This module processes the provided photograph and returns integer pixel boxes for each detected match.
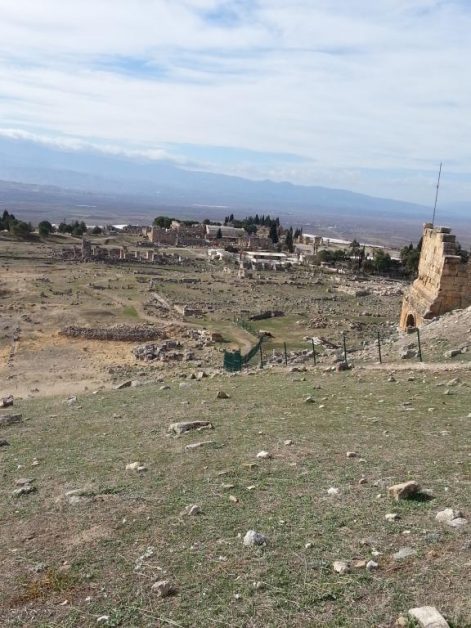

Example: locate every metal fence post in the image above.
[284,342,288,366]
[342,332,348,364]
[259,341,264,368]
[416,327,423,362]
[377,331,382,364]
[311,338,317,365]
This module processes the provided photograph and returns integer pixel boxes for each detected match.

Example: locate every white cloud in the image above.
[0,1,470,203]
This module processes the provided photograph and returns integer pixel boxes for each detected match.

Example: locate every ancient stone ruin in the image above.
[400,223,471,330]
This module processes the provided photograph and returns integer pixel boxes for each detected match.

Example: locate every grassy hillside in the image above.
[1,366,470,626]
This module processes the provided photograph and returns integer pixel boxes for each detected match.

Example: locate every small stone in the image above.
[327,487,339,496]
[229,495,239,503]
[151,580,175,597]
[385,513,401,522]
[0,395,14,408]
[185,440,216,450]
[304,396,315,403]
[12,484,37,497]
[388,480,420,501]
[113,380,132,390]
[284,439,293,446]
[217,391,230,399]
[160,385,170,390]
[0,439,10,447]
[408,606,450,628]
[256,450,272,460]
[243,530,267,546]
[246,485,256,491]
[305,542,313,549]
[182,504,201,516]
[125,462,147,472]
[366,560,379,571]
[169,421,213,435]
[446,517,467,529]
[435,508,463,523]
[97,615,110,624]
[333,560,350,574]
[358,478,368,485]
[16,478,34,486]
[221,483,235,490]
[0,414,22,427]
[346,451,358,458]
[393,547,417,560]
[352,559,367,569]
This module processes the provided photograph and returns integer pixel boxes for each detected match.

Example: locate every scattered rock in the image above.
[243,530,267,546]
[216,391,230,399]
[304,396,315,403]
[445,348,464,358]
[160,385,171,391]
[182,504,201,516]
[400,348,418,359]
[358,478,368,485]
[336,362,350,372]
[16,477,34,486]
[388,480,420,501]
[435,508,463,523]
[327,487,339,496]
[113,380,132,390]
[134,546,155,571]
[185,440,216,450]
[125,462,147,472]
[346,451,359,458]
[0,414,23,427]
[229,495,239,503]
[12,484,37,497]
[333,560,350,574]
[385,513,401,522]
[0,395,14,408]
[256,450,272,460]
[366,560,379,571]
[446,517,467,529]
[169,421,213,435]
[408,606,450,628]
[284,439,293,446]
[0,438,10,447]
[393,547,417,560]
[151,580,175,597]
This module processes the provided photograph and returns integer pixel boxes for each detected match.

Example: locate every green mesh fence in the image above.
[223,337,263,372]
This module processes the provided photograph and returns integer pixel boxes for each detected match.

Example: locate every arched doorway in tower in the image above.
[406,313,416,328]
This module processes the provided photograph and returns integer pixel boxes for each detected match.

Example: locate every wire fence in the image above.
[223,325,425,372]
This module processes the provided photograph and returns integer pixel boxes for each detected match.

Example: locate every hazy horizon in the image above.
[1,1,471,206]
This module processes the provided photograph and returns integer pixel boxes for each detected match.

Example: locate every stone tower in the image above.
[399,224,471,330]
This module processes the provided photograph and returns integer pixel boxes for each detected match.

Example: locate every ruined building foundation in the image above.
[400,224,471,330]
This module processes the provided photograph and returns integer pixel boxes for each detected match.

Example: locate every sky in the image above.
[0,0,471,205]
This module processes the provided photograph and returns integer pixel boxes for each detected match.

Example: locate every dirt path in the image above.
[360,361,471,372]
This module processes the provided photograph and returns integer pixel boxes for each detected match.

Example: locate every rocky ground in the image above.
[1,234,470,626]
[0,366,470,627]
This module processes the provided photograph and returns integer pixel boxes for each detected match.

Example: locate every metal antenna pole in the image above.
[432,162,442,226]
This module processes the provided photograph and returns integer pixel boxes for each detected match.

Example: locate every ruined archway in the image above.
[399,224,471,331]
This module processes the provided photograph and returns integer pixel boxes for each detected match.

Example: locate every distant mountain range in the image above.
[0,135,469,246]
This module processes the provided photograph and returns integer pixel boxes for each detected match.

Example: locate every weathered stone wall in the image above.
[60,324,166,341]
[400,224,471,330]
